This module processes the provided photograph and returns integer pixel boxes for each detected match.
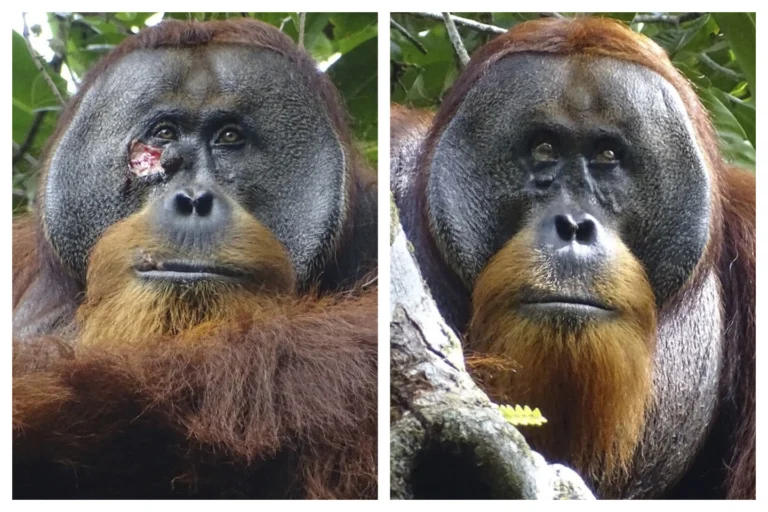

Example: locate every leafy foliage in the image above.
[12,12,378,212]
[391,12,755,170]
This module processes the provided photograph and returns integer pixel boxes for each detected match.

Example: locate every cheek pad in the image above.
[44,46,349,286]
[44,124,141,279]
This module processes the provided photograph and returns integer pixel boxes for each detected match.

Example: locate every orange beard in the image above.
[77,207,297,348]
[468,229,656,485]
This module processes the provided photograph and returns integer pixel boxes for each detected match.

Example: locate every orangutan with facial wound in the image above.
[392,17,754,499]
[13,19,377,499]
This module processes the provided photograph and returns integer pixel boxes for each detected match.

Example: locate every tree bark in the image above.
[389,197,594,500]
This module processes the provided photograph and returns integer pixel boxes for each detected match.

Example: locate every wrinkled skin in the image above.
[44,46,346,285]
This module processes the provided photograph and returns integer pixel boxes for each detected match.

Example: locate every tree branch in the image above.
[12,112,46,165]
[21,13,65,106]
[278,16,292,32]
[298,12,306,48]
[699,53,744,81]
[391,18,428,55]
[14,21,65,165]
[407,12,506,35]
[539,13,566,19]
[12,141,39,167]
[632,13,704,25]
[389,197,595,500]
[442,13,470,68]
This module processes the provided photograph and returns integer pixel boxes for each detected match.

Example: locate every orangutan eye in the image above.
[216,128,244,145]
[532,141,557,162]
[595,147,618,164]
[152,125,178,141]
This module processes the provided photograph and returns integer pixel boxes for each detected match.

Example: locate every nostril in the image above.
[173,192,194,216]
[576,217,597,244]
[554,214,578,242]
[193,191,214,217]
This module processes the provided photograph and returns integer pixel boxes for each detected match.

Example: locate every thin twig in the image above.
[442,12,470,68]
[54,15,79,87]
[13,112,46,164]
[22,13,65,106]
[12,142,39,167]
[539,13,566,19]
[699,53,744,81]
[408,12,506,35]
[633,13,704,25]
[13,48,63,165]
[390,18,427,55]
[64,57,80,86]
[14,52,64,165]
[278,16,292,32]
[298,12,306,48]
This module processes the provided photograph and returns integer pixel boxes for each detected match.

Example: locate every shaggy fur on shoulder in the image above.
[13,290,378,499]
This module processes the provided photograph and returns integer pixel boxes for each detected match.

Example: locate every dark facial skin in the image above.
[427,53,711,308]
[44,45,346,285]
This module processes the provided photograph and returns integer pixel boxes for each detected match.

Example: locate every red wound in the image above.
[129,141,164,177]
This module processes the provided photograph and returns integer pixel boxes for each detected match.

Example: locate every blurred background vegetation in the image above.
[12,12,377,213]
[391,12,755,171]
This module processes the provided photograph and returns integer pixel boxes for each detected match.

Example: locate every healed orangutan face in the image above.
[427,53,711,479]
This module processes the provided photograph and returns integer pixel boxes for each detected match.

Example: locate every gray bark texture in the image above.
[389,198,595,500]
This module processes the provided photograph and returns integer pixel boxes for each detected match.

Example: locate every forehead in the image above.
[461,53,689,134]
[91,45,309,110]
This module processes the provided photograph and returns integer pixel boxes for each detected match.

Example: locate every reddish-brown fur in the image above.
[14,287,377,498]
[717,167,755,499]
[394,17,754,498]
[470,227,657,484]
[14,19,378,499]
[12,216,39,310]
[15,203,377,498]
[76,204,297,347]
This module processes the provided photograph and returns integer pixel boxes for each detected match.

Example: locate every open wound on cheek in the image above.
[129,140,164,177]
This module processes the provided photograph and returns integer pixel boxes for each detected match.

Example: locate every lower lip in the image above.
[519,301,614,318]
[136,270,241,283]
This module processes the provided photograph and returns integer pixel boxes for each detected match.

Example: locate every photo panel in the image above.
[389,12,755,500]
[11,12,378,500]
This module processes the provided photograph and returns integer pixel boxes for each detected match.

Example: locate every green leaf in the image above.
[713,90,755,148]
[651,14,713,56]
[330,13,377,54]
[697,87,755,169]
[712,13,756,98]
[327,37,378,166]
[11,30,66,152]
[298,13,334,62]
[676,62,712,89]
[249,13,293,31]
[499,404,548,427]
[330,12,377,40]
